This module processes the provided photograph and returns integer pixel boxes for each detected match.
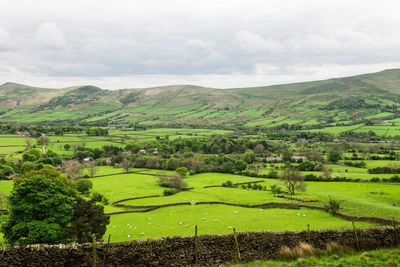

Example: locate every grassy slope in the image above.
[224,247,400,267]
[1,69,400,129]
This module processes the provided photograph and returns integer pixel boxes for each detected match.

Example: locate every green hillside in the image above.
[1,69,400,129]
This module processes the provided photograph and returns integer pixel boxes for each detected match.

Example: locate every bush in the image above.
[91,192,104,202]
[271,184,284,194]
[76,179,93,194]
[101,196,109,206]
[158,174,187,190]
[163,188,179,196]
[222,180,233,187]
[175,167,189,177]
[369,177,381,182]
[325,197,341,213]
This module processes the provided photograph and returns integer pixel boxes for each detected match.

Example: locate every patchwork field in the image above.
[4,165,397,244]
[0,128,233,158]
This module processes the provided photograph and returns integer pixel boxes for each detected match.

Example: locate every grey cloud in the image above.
[1,0,400,88]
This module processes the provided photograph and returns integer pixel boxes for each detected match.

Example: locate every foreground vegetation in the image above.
[225,246,400,267]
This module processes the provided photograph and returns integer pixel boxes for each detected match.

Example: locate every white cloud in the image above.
[0,27,12,51]
[34,22,66,49]
[235,31,283,54]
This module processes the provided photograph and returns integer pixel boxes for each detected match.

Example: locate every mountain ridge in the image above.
[1,68,400,128]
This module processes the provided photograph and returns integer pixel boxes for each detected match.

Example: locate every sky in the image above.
[1,0,400,89]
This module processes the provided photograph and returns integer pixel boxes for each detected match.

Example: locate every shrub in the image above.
[325,197,341,213]
[101,196,109,206]
[271,184,284,194]
[163,188,179,196]
[91,192,104,203]
[158,174,187,190]
[369,177,381,182]
[222,180,233,187]
[76,179,93,194]
[175,167,189,177]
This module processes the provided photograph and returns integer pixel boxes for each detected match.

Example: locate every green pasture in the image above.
[225,247,400,267]
[0,128,233,157]
[2,166,400,244]
[86,168,399,242]
[355,125,400,136]
[305,124,364,135]
[105,206,373,242]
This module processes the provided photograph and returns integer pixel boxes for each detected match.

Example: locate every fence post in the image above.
[92,234,97,267]
[352,221,360,250]
[102,234,111,267]
[233,228,241,262]
[393,218,398,246]
[307,224,311,244]
[194,225,199,266]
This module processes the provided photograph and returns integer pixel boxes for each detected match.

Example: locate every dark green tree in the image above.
[67,197,110,243]
[166,157,178,170]
[234,160,247,173]
[1,170,76,245]
[328,151,342,163]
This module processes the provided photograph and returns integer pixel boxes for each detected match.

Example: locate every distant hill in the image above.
[1,69,400,128]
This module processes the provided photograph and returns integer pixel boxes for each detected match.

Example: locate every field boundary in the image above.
[0,226,398,266]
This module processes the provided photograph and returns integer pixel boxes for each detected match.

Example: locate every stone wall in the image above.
[0,226,398,266]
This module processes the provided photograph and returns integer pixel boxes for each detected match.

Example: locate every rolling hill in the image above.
[1,69,400,129]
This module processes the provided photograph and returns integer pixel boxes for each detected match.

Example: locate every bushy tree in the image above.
[279,167,307,194]
[66,197,110,243]
[325,197,341,213]
[22,149,41,162]
[328,151,342,163]
[166,158,178,170]
[64,162,84,180]
[234,160,247,173]
[175,167,189,177]
[63,144,71,151]
[158,174,187,190]
[1,170,77,245]
[86,161,98,178]
[76,179,93,194]
[120,158,133,172]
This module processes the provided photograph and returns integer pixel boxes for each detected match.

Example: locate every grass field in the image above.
[224,247,400,267]
[0,128,233,157]
[2,165,392,244]
[69,167,400,242]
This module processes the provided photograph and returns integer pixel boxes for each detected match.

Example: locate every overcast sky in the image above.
[1,0,400,89]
